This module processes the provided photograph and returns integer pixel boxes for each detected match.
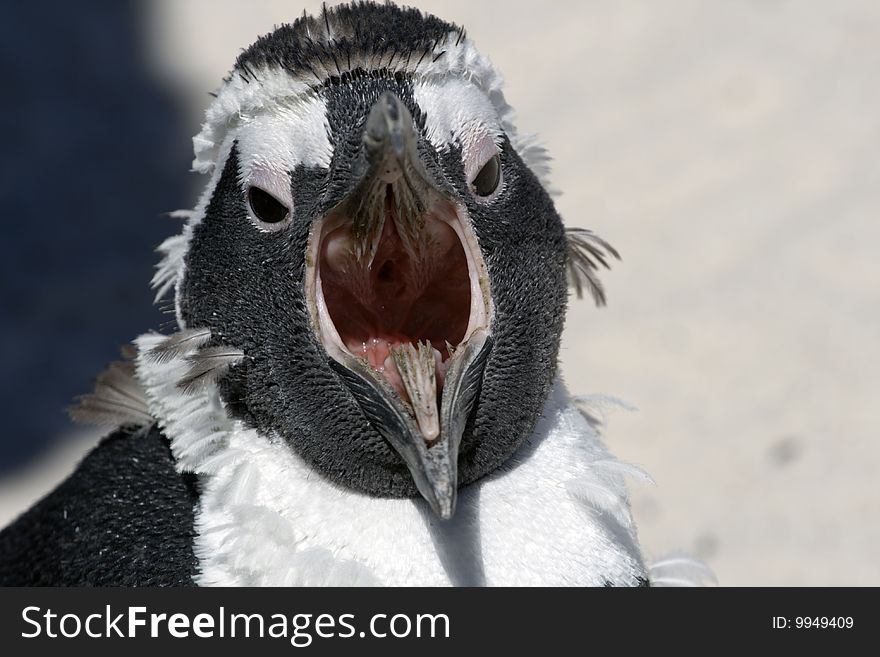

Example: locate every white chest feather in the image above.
[135,333,648,586]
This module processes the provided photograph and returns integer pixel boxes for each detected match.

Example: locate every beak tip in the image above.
[428,488,457,520]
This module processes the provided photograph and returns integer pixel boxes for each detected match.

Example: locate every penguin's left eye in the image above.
[248,186,290,226]
[470,154,501,198]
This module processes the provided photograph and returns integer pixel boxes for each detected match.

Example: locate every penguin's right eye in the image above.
[248,186,290,226]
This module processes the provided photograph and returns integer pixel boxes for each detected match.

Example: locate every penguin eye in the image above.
[470,154,501,198]
[248,186,290,225]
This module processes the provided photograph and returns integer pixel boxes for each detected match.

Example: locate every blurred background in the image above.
[1,0,877,585]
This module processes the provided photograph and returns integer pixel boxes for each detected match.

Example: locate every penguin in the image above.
[0,2,690,587]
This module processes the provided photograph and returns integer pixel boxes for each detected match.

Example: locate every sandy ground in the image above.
[3,0,877,585]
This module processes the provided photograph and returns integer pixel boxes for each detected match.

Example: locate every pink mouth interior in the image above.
[318,200,471,404]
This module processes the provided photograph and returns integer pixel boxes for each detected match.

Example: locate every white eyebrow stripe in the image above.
[234,94,333,182]
[413,77,503,151]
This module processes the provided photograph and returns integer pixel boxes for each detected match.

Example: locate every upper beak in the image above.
[323,91,493,519]
[364,90,412,166]
[341,91,437,266]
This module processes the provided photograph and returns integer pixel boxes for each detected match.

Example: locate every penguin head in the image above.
[161,3,615,518]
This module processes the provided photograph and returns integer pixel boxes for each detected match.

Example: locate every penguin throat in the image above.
[317,197,471,405]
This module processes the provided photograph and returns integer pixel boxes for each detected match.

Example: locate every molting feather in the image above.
[572,394,638,435]
[68,352,153,428]
[649,553,718,587]
[565,227,621,306]
[177,346,246,394]
[146,328,213,363]
[566,457,653,527]
[152,224,192,303]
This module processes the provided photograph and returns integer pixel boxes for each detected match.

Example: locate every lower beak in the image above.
[331,330,491,519]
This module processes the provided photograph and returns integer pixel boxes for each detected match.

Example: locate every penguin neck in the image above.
[134,331,648,586]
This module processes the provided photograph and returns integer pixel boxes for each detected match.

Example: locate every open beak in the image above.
[305,92,493,519]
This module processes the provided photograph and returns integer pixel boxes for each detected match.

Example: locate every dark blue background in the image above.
[0,1,193,474]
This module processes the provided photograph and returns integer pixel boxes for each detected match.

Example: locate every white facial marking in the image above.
[235,94,333,179]
[413,77,504,153]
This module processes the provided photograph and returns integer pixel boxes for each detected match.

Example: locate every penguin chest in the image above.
[191,384,648,587]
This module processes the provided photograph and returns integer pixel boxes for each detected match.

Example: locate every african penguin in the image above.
[0,2,676,586]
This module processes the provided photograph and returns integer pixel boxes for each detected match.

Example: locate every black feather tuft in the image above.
[177,346,246,395]
[565,227,621,306]
[146,328,212,363]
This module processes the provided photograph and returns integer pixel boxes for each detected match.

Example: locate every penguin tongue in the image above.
[387,341,441,443]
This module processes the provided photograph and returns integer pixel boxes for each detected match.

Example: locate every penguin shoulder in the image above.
[0,425,199,586]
